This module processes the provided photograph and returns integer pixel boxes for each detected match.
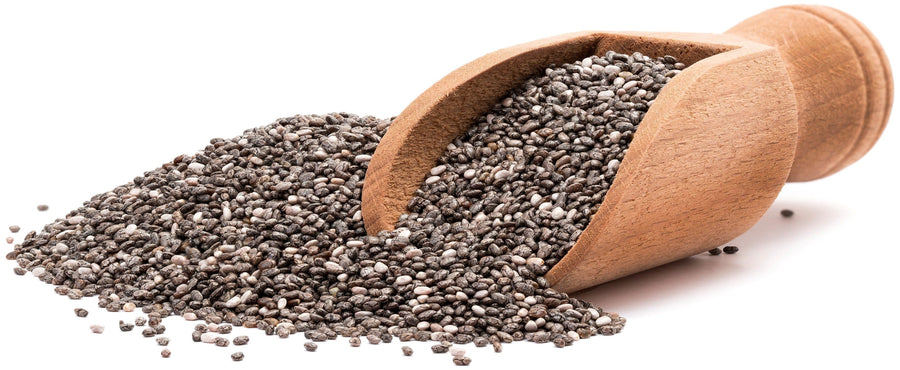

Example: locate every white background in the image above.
[1,1,897,369]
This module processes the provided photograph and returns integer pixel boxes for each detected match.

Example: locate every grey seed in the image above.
[192,331,202,342]
[119,320,134,332]
[231,352,244,361]
[74,308,89,317]
[12,267,25,275]
[402,346,413,356]
[452,356,472,366]
[349,337,361,347]
[160,349,171,358]
[367,334,381,345]
[215,337,230,347]
[304,342,318,352]
[156,337,169,346]
[431,344,449,353]
[142,328,157,337]
[36,204,48,211]
[233,336,249,346]
[134,317,146,326]
[90,325,104,334]
[8,225,20,233]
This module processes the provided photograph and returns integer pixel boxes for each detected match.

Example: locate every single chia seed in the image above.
[119,320,134,332]
[160,349,171,358]
[36,204,48,211]
[156,337,170,346]
[452,356,472,366]
[304,342,318,352]
[8,225,20,233]
[781,209,794,218]
[74,308,89,317]
[233,335,249,346]
[231,352,244,362]
[723,246,740,254]
[708,248,722,256]
[402,346,413,356]
[90,325,104,334]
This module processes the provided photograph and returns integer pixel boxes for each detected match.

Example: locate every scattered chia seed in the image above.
[134,317,147,326]
[453,356,472,366]
[160,349,171,358]
[36,204,48,211]
[304,342,318,352]
[723,246,740,254]
[432,344,450,354]
[708,248,722,256]
[233,335,249,346]
[215,337,230,347]
[156,337,170,346]
[231,352,244,362]
[450,348,465,357]
[142,328,156,337]
[781,209,794,218]
[5,237,13,244]
[191,331,202,342]
[8,225,20,233]
[349,337,361,347]
[74,308,89,317]
[13,267,25,275]
[402,346,413,356]
[152,325,166,334]
[119,320,134,332]
[218,324,233,334]
[90,325,104,334]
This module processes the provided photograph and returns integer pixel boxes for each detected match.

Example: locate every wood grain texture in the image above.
[727,5,893,182]
[361,5,892,292]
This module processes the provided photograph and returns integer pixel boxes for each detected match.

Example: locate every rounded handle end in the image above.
[728,5,892,182]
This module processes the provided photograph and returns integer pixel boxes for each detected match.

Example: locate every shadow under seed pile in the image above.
[6,51,682,351]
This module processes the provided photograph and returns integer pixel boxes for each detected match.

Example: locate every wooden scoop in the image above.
[361,5,893,293]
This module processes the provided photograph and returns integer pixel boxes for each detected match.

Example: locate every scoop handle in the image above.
[727,5,893,182]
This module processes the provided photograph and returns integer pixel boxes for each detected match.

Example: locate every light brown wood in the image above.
[728,5,893,182]
[361,5,893,292]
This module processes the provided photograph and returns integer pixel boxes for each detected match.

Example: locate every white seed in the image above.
[424,176,441,185]
[413,286,433,295]
[395,275,412,285]
[188,162,205,172]
[596,316,612,326]
[429,165,447,176]
[324,261,344,274]
[374,262,389,274]
[225,296,241,308]
[551,207,567,220]
[122,302,136,312]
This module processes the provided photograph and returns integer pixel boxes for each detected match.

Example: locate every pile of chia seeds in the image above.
[6,51,682,359]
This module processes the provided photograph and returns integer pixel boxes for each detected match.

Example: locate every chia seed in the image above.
[723,246,740,254]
